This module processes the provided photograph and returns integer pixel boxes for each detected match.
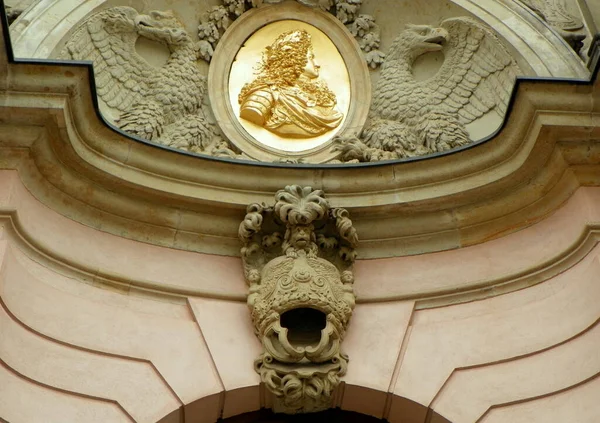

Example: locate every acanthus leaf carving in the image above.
[239,186,357,413]
[198,0,384,69]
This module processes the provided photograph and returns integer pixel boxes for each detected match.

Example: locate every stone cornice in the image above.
[1,179,599,308]
[1,13,600,259]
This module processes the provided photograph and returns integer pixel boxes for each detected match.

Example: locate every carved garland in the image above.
[198,0,385,68]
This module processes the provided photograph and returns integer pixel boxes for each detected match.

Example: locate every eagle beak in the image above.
[425,28,448,46]
[135,15,153,29]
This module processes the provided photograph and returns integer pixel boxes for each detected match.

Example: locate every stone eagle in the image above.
[61,7,232,155]
[336,18,520,162]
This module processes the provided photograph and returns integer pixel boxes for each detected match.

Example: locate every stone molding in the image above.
[2,15,600,306]
[450,0,588,78]
[2,171,600,310]
[518,0,586,52]
[1,11,600,423]
[1,232,598,422]
[9,0,106,58]
[9,0,589,79]
[1,52,599,259]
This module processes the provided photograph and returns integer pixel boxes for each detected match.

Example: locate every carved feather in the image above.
[57,6,233,155]
[60,6,153,113]
[371,17,518,127]
[429,18,517,125]
[343,16,521,161]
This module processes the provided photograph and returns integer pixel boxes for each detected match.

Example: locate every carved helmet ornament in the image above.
[239,186,357,413]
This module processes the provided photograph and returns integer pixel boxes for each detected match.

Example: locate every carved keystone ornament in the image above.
[239,186,358,413]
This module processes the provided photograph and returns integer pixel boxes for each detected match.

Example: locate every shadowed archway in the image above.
[218,408,388,423]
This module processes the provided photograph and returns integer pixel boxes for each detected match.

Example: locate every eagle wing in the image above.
[59,6,155,112]
[423,17,519,126]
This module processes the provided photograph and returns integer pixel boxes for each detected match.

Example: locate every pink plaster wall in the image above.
[0,173,599,422]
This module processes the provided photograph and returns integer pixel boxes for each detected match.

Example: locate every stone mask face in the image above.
[240,186,357,413]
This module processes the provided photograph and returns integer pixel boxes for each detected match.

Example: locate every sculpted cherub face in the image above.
[290,225,312,249]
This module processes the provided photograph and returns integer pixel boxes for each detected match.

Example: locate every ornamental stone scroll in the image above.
[239,185,357,413]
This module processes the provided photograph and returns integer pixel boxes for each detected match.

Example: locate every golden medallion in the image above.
[238,29,343,138]
[229,20,350,152]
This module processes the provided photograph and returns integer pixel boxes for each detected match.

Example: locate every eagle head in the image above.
[135,10,190,47]
[103,7,138,33]
[389,24,448,63]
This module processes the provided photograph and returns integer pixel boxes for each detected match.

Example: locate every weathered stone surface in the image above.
[240,186,357,413]
[60,6,238,157]
[1,4,600,422]
[335,17,520,162]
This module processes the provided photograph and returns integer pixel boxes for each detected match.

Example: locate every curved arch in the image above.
[2,170,600,306]
[9,0,106,58]
[9,0,588,79]
[1,7,599,423]
[451,0,588,77]
[1,197,598,422]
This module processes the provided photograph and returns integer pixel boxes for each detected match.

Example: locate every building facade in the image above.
[1,1,599,422]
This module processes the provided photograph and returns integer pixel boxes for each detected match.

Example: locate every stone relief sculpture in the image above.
[198,0,384,69]
[239,185,357,413]
[335,18,520,162]
[519,0,585,52]
[56,5,523,163]
[60,7,239,158]
[238,29,344,137]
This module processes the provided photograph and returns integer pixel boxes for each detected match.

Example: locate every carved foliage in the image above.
[239,186,357,413]
[198,0,384,68]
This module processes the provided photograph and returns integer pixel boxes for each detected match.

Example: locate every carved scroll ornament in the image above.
[239,186,357,413]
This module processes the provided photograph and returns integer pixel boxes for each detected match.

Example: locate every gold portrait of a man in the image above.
[238,30,344,138]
